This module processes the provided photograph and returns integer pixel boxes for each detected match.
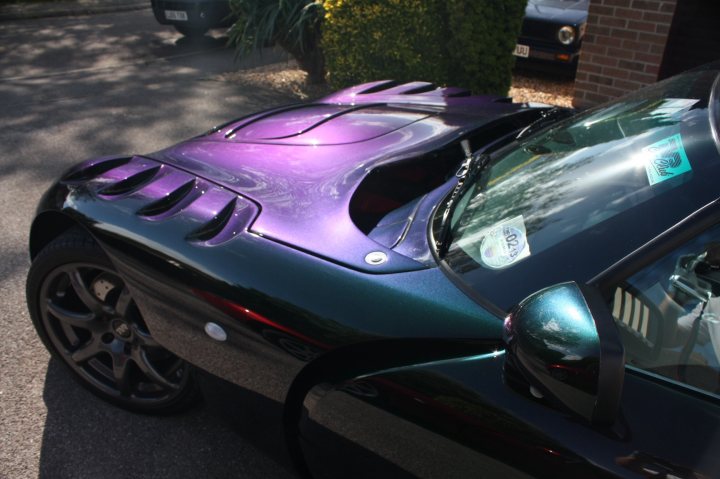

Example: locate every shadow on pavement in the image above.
[39,359,297,479]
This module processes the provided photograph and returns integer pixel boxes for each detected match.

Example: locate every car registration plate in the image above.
[164,10,188,21]
[513,44,530,58]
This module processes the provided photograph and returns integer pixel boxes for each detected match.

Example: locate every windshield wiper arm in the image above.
[435,139,490,258]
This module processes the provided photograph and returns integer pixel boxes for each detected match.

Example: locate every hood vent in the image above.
[99,165,161,196]
[62,157,131,184]
[185,196,257,246]
[66,156,259,247]
[136,179,198,217]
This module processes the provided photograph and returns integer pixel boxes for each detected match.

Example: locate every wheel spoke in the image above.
[111,345,132,396]
[115,287,133,317]
[70,338,104,363]
[68,269,108,315]
[46,299,103,332]
[132,348,180,390]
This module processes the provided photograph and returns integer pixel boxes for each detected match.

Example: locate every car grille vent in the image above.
[61,157,132,183]
[98,165,162,196]
[186,197,237,244]
[136,179,199,217]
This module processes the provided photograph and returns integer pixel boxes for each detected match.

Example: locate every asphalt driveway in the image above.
[0,8,298,478]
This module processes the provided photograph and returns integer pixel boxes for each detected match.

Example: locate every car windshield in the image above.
[439,67,720,311]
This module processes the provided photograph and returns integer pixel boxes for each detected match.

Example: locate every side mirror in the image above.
[504,282,624,425]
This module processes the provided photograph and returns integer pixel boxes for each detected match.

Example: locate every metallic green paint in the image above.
[505,282,600,420]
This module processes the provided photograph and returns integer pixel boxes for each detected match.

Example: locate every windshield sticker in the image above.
[479,215,531,269]
[643,133,691,186]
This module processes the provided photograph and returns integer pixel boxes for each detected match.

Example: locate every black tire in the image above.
[174,25,208,37]
[26,228,200,414]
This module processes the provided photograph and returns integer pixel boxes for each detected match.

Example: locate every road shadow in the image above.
[39,359,297,478]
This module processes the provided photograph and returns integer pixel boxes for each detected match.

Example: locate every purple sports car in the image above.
[26,66,720,478]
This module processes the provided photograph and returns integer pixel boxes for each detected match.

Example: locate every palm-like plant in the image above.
[228,0,325,84]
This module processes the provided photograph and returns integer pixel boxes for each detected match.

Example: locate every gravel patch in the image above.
[216,61,575,107]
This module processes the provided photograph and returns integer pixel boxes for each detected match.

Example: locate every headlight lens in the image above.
[557,25,576,45]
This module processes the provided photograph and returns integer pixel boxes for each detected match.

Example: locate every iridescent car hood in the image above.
[147,81,533,272]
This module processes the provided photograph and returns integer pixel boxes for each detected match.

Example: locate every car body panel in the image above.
[141,86,537,273]
[298,352,720,479]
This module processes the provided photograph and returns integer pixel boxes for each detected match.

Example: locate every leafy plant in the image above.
[228,0,325,84]
[322,0,527,95]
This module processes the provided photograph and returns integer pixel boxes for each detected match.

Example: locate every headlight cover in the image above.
[558,25,576,45]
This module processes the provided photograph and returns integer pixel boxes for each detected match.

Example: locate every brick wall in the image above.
[573,0,677,109]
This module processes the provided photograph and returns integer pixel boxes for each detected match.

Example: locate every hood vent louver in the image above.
[99,165,162,196]
[136,179,198,217]
[62,157,132,183]
[185,195,258,246]
[186,197,237,243]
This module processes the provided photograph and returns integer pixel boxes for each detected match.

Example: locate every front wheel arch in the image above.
[29,211,81,260]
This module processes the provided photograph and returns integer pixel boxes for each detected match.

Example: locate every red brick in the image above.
[627,20,657,32]
[659,1,677,13]
[638,32,668,45]
[592,5,616,16]
[603,67,632,79]
[598,85,626,98]
[575,71,589,82]
[586,92,612,104]
[610,29,638,40]
[642,11,673,23]
[629,71,657,83]
[594,55,621,67]
[583,43,608,55]
[599,15,628,28]
[603,0,632,7]
[588,73,616,85]
[650,43,666,55]
[597,35,623,48]
[614,7,644,19]
[634,51,663,64]
[614,79,642,90]
[632,0,661,11]
[618,60,646,71]
[622,39,651,52]
[655,23,670,35]
[645,63,660,75]
[588,24,612,36]
[582,63,603,74]
[607,47,635,60]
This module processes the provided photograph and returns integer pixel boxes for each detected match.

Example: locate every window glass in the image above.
[612,225,720,397]
[441,67,720,311]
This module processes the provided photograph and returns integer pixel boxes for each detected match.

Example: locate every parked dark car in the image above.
[514,0,589,73]
[150,0,233,36]
[26,65,720,478]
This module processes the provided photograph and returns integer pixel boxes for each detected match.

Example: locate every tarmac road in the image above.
[0,8,298,479]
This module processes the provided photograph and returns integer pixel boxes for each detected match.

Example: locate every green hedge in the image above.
[322,0,527,96]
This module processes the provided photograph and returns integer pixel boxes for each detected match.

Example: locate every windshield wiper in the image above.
[515,107,574,141]
[435,139,490,258]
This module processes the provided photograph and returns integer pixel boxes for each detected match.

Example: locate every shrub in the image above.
[322,0,527,95]
[228,0,325,84]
